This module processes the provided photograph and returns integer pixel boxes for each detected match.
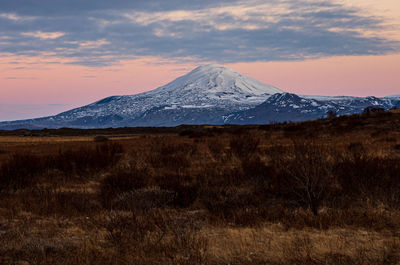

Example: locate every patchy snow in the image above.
[300,95,360,101]
[55,64,284,122]
[385,94,400,98]
[1,65,399,129]
[181,104,215,108]
[164,105,177,110]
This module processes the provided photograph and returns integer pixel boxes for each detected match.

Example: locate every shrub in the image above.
[0,142,124,191]
[93,135,109,142]
[334,155,400,207]
[171,184,199,208]
[0,154,44,191]
[104,210,163,247]
[20,187,101,216]
[49,142,123,175]
[207,138,227,161]
[146,141,195,171]
[157,174,199,208]
[242,157,274,186]
[327,110,337,119]
[99,168,149,208]
[202,187,260,226]
[230,133,260,161]
[179,129,211,138]
[271,141,336,215]
[111,187,175,211]
[364,106,385,114]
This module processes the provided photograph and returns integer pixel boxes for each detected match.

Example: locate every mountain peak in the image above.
[196,63,224,69]
[1,63,400,129]
[268,92,302,102]
[192,64,226,72]
[154,64,284,97]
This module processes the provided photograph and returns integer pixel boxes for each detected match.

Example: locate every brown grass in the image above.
[1,110,400,264]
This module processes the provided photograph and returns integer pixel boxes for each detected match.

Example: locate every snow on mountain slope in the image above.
[0,64,283,128]
[386,94,400,98]
[0,64,398,129]
[51,64,283,125]
[225,93,400,124]
[300,95,359,101]
[151,64,282,98]
[301,94,400,111]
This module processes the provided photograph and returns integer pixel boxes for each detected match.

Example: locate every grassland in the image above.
[1,110,400,264]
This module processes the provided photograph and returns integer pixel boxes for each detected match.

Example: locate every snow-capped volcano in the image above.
[107,63,283,112]
[0,64,283,128]
[150,64,282,101]
[62,64,283,125]
[0,64,398,129]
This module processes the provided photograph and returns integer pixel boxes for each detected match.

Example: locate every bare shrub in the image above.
[18,187,100,216]
[49,142,123,175]
[0,142,124,191]
[363,106,385,114]
[271,141,336,215]
[156,173,199,208]
[207,138,227,161]
[380,239,400,264]
[146,141,195,172]
[0,154,44,191]
[242,156,274,187]
[323,253,354,265]
[111,187,175,211]
[335,154,400,208]
[104,210,164,248]
[171,184,199,208]
[93,135,109,142]
[326,110,337,119]
[99,167,149,208]
[179,129,211,138]
[230,132,260,161]
[202,187,260,226]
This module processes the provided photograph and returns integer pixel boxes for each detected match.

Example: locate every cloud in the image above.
[4,76,37,80]
[0,0,238,15]
[0,0,399,66]
[21,31,65,40]
[0,12,34,22]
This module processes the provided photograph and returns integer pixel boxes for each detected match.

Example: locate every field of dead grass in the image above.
[1,110,400,264]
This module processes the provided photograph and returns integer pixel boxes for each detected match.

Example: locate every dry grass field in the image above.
[1,110,400,264]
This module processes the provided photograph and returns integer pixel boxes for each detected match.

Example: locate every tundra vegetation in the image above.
[1,110,400,264]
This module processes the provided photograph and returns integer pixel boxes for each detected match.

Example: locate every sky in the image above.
[0,0,400,121]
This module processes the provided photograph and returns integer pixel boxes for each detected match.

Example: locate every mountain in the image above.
[386,94,400,98]
[225,93,400,124]
[0,64,283,129]
[0,64,398,129]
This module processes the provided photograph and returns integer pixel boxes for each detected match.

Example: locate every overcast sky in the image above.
[1,0,400,121]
